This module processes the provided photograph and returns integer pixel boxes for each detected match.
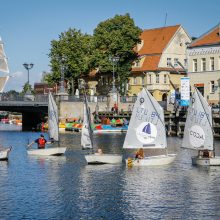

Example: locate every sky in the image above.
[0,0,219,92]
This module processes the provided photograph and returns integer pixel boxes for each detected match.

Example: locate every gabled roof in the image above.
[138,25,181,55]
[190,23,220,47]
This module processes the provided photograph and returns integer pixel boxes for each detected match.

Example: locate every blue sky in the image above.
[0,0,219,91]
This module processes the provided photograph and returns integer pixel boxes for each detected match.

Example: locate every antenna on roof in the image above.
[164,13,167,27]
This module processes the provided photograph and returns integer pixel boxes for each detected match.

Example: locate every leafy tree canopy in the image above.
[48,28,93,94]
[91,13,142,94]
[47,14,141,95]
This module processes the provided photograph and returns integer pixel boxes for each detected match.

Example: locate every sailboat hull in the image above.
[85,154,123,164]
[27,147,66,156]
[0,147,11,160]
[192,156,220,166]
[126,154,176,166]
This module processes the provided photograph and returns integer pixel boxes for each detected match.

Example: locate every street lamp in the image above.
[23,63,34,94]
[109,56,119,92]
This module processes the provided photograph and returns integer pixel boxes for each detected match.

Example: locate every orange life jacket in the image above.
[38,138,46,148]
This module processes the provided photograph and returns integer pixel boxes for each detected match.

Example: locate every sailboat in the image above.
[0,38,12,160]
[182,87,220,166]
[123,88,176,166]
[27,92,66,156]
[82,93,122,164]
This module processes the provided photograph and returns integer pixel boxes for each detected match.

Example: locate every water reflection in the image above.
[0,131,220,219]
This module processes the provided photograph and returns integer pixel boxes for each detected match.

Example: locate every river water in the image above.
[0,128,220,220]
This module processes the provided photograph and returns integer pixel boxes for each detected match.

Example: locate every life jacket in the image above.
[38,138,46,148]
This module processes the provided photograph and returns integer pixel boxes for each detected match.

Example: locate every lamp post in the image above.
[109,56,119,93]
[23,63,34,94]
[59,57,65,93]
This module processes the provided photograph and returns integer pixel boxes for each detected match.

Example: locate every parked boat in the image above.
[182,87,220,166]
[27,92,66,156]
[93,124,128,133]
[0,147,11,160]
[82,93,122,164]
[123,88,176,166]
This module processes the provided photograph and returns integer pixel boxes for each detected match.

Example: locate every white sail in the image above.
[48,92,59,141]
[81,94,93,149]
[182,88,213,151]
[123,88,167,149]
[0,40,9,73]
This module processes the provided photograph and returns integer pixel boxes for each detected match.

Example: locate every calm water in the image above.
[0,128,220,220]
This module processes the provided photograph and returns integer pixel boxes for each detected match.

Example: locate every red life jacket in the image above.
[38,138,46,148]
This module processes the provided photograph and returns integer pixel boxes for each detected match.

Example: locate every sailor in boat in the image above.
[198,150,214,158]
[135,148,144,160]
[27,134,52,149]
[95,148,103,155]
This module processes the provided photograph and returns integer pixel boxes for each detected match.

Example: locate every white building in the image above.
[187,23,220,104]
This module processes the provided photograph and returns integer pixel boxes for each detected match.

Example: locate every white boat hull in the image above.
[125,154,176,166]
[85,154,123,164]
[192,156,220,166]
[27,147,66,156]
[0,147,11,160]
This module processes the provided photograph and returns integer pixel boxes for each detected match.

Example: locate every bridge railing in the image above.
[0,94,109,103]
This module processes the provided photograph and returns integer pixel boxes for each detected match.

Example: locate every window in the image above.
[149,75,152,84]
[174,58,179,67]
[156,74,159,83]
[184,59,187,68]
[201,58,206,71]
[210,57,214,71]
[164,75,167,84]
[134,59,141,67]
[193,59,197,72]
[210,80,215,93]
[141,77,144,85]
[167,58,171,67]
[133,77,137,84]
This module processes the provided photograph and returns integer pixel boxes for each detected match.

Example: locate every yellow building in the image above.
[129,25,192,101]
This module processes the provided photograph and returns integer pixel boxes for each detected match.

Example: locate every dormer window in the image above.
[134,59,141,67]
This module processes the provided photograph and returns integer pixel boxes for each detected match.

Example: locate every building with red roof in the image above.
[187,23,220,104]
[129,24,191,101]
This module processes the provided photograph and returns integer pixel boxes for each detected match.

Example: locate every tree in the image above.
[92,13,142,95]
[48,28,93,94]
[21,82,33,95]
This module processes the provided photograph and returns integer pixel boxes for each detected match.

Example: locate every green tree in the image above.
[92,13,142,95]
[21,82,33,95]
[48,28,93,94]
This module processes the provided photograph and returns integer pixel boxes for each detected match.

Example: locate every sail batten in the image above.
[48,92,59,142]
[182,88,213,151]
[123,88,167,149]
[81,94,93,149]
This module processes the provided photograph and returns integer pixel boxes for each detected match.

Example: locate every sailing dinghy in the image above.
[182,87,220,166]
[27,92,66,156]
[0,147,11,160]
[82,93,122,164]
[123,88,176,166]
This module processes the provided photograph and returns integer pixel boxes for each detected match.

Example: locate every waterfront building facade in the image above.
[129,25,191,101]
[187,23,220,104]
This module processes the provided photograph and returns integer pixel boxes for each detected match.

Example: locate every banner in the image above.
[180,77,190,106]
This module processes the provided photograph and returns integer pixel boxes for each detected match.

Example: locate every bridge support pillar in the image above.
[22,112,43,131]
